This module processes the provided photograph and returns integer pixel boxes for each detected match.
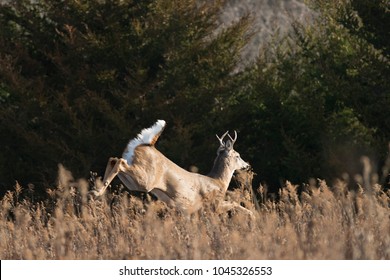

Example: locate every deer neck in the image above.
[208,157,234,193]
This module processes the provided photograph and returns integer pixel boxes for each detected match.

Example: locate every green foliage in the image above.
[226,0,389,185]
[311,0,389,57]
[0,0,388,192]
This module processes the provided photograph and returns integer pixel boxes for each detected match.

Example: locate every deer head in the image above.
[215,131,250,172]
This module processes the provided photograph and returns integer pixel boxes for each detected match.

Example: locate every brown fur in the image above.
[91,133,252,216]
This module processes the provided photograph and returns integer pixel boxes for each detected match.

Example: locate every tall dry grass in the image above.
[0,166,389,260]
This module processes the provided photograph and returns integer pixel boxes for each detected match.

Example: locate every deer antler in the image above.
[227,130,237,146]
[216,131,229,146]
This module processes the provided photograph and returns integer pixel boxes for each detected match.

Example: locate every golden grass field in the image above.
[0,166,389,260]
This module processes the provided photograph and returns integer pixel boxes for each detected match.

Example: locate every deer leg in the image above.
[102,158,128,188]
[103,158,150,192]
[218,201,254,218]
[118,173,141,192]
[103,157,118,183]
[91,157,121,197]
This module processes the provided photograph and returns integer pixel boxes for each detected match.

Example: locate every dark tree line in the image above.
[0,0,388,195]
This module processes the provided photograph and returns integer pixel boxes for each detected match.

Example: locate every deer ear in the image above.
[217,145,224,155]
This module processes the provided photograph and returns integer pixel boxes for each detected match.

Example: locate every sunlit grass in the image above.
[0,166,389,260]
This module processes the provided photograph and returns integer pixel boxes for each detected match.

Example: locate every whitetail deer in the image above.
[91,120,253,216]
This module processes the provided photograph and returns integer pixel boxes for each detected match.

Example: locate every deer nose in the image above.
[242,162,251,170]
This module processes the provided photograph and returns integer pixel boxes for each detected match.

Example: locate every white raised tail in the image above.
[122,119,166,164]
[91,120,252,216]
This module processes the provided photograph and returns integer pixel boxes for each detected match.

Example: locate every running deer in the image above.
[91,120,253,216]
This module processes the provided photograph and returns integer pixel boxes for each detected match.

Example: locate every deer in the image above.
[90,120,253,216]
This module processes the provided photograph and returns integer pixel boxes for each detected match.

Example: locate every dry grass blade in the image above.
[0,166,389,260]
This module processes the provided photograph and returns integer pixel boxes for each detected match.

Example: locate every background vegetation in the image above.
[0,0,389,261]
[0,168,389,259]
[0,0,389,194]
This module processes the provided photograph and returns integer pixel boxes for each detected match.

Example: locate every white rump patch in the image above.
[122,120,166,165]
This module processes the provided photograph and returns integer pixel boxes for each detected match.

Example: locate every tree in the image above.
[0,0,251,192]
[226,0,389,188]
